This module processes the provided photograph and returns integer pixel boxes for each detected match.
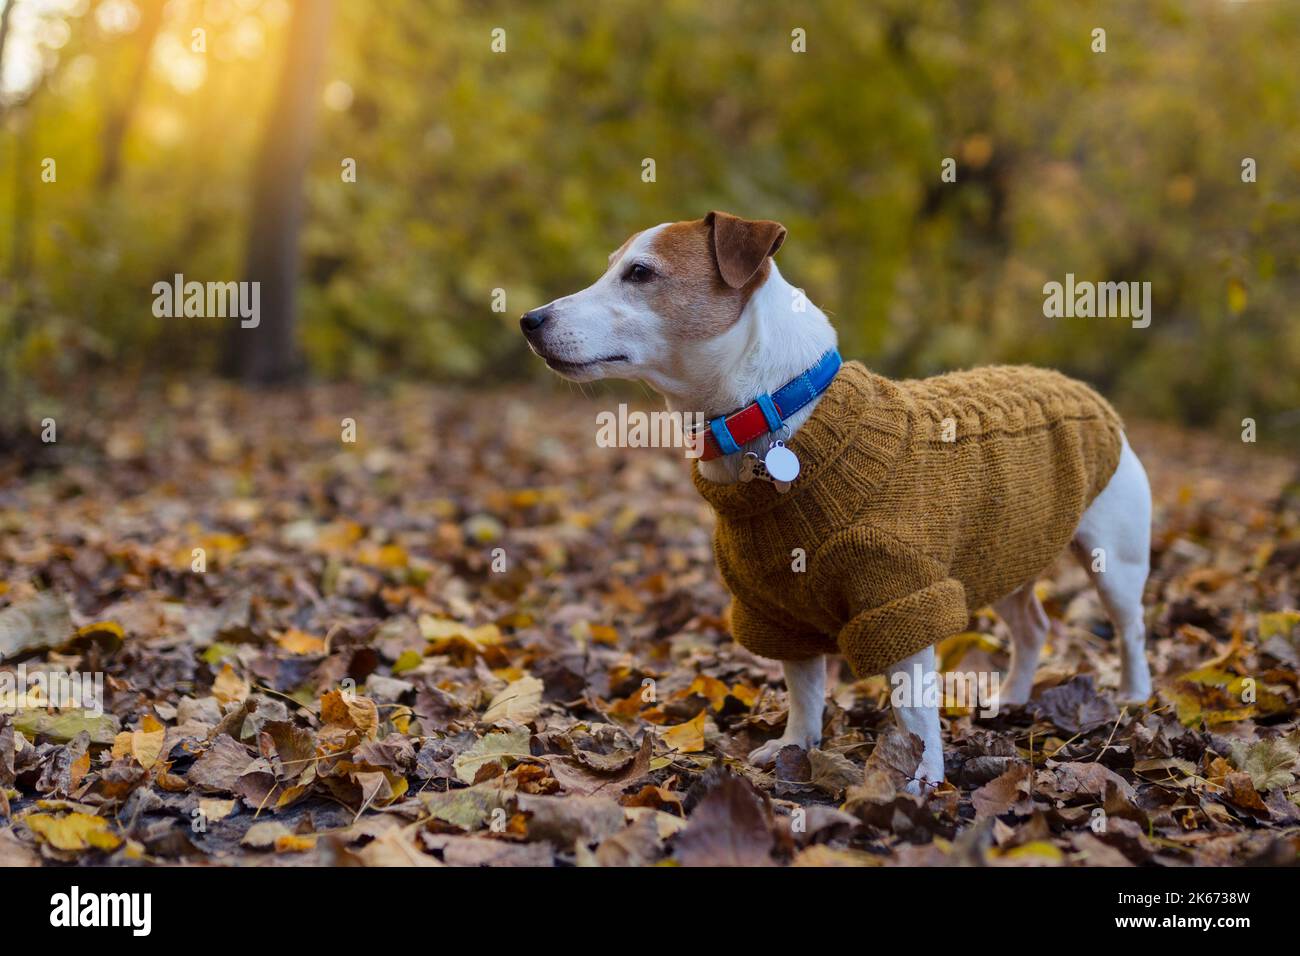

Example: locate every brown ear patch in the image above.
[706,211,787,289]
[648,218,770,341]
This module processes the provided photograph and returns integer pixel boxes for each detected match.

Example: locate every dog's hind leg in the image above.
[887,645,945,793]
[747,656,826,766]
[1071,435,1153,704]
[992,583,1049,707]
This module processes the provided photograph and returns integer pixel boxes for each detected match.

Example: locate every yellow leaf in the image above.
[392,649,423,674]
[73,620,125,648]
[199,798,236,822]
[25,812,122,852]
[212,663,250,705]
[358,543,408,569]
[588,624,619,646]
[685,674,729,711]
[507,489,543,508]
[320,689,379,739]
[274,834,317,853]
[661,711,707,754]
[728,683,758,708]
[276,629,326,655]
[129,714,166,769]
[995,840,1063,864]
[1163,666,1286,726]
[111,732,133,761]
[483,676,544,724]
[276,784,309,809]
[419,615,501,647]
[69,750,91,789]
[608,691,649,721]
[937,630,1003,672]
[1259,611,1300,642]
[382,773,408,804]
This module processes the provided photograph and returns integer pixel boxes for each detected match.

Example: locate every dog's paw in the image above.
[902,759,946,796]
[1116,686,1153,708]
[990,688,1032,710]
[747,733,819,768]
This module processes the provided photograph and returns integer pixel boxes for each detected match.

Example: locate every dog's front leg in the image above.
[887,645,945,794]
[747,656,826,766]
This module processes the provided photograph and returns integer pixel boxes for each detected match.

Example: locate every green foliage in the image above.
[2,0,1298,433]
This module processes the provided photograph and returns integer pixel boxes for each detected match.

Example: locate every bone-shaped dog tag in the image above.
[763,441,800,484]
[739,453,759,483]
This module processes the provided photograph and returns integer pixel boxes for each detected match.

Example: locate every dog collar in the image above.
[698,349,842,461]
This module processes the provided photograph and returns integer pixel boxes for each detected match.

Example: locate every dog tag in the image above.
[773,479,792,494]
[763,441,800,483]
[739,453,759,482]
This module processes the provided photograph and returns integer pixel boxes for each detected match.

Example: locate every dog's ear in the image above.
[705,211,787,289]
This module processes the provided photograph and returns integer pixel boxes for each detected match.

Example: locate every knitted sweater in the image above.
[693,362,1124,677]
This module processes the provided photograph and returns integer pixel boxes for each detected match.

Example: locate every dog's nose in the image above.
[520,306,551,334]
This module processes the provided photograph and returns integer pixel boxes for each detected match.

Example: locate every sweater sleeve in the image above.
[729,599,835,663]
[814,528,970,677]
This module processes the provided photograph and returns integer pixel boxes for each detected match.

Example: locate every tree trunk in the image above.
[96,0,166,191]
[223,0,334,385]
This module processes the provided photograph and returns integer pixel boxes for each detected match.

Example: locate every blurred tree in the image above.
[96,0,165,191]
[223,0,334,384]
[0,0,1295,437]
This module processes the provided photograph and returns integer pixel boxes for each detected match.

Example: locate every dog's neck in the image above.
[660,262,838,485]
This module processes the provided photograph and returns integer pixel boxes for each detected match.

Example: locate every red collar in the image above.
[696,350,842,461]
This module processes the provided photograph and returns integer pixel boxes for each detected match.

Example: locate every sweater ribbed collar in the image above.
[691,361,913,520]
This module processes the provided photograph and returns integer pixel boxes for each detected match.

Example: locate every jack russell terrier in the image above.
[521,211,1152,792]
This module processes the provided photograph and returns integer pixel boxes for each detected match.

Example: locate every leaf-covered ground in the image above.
[1,381,1298,867]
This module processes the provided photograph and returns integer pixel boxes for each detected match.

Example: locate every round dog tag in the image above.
[763,441,800,483]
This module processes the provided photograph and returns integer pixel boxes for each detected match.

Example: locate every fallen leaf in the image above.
[12,710,120,746]
[452,729,532,784]
[661,710,706,754]
[276,629,326,655]
[212,664,250,706]
[1031,676,1118,734]
[1228,737,1297,791]
[0,592,72,662]
[24,812,122,852]
[483,675,544,724]
[674,769,774,867]
[972,763,1033,819]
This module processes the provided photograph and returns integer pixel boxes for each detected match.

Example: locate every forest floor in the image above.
[1,380,1298,867]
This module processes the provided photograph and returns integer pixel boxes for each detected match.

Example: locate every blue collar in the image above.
[701,349,842,460]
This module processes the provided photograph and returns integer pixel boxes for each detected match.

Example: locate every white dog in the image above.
[522,212,1152,790]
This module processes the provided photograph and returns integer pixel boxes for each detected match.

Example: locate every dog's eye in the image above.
[624,263,655,283]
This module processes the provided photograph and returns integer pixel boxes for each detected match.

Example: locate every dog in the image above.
[521,211,1152,791]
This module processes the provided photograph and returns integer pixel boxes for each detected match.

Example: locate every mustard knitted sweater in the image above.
[693,362,1124,677]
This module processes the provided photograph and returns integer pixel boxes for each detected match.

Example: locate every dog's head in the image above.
[520,212,786,392]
